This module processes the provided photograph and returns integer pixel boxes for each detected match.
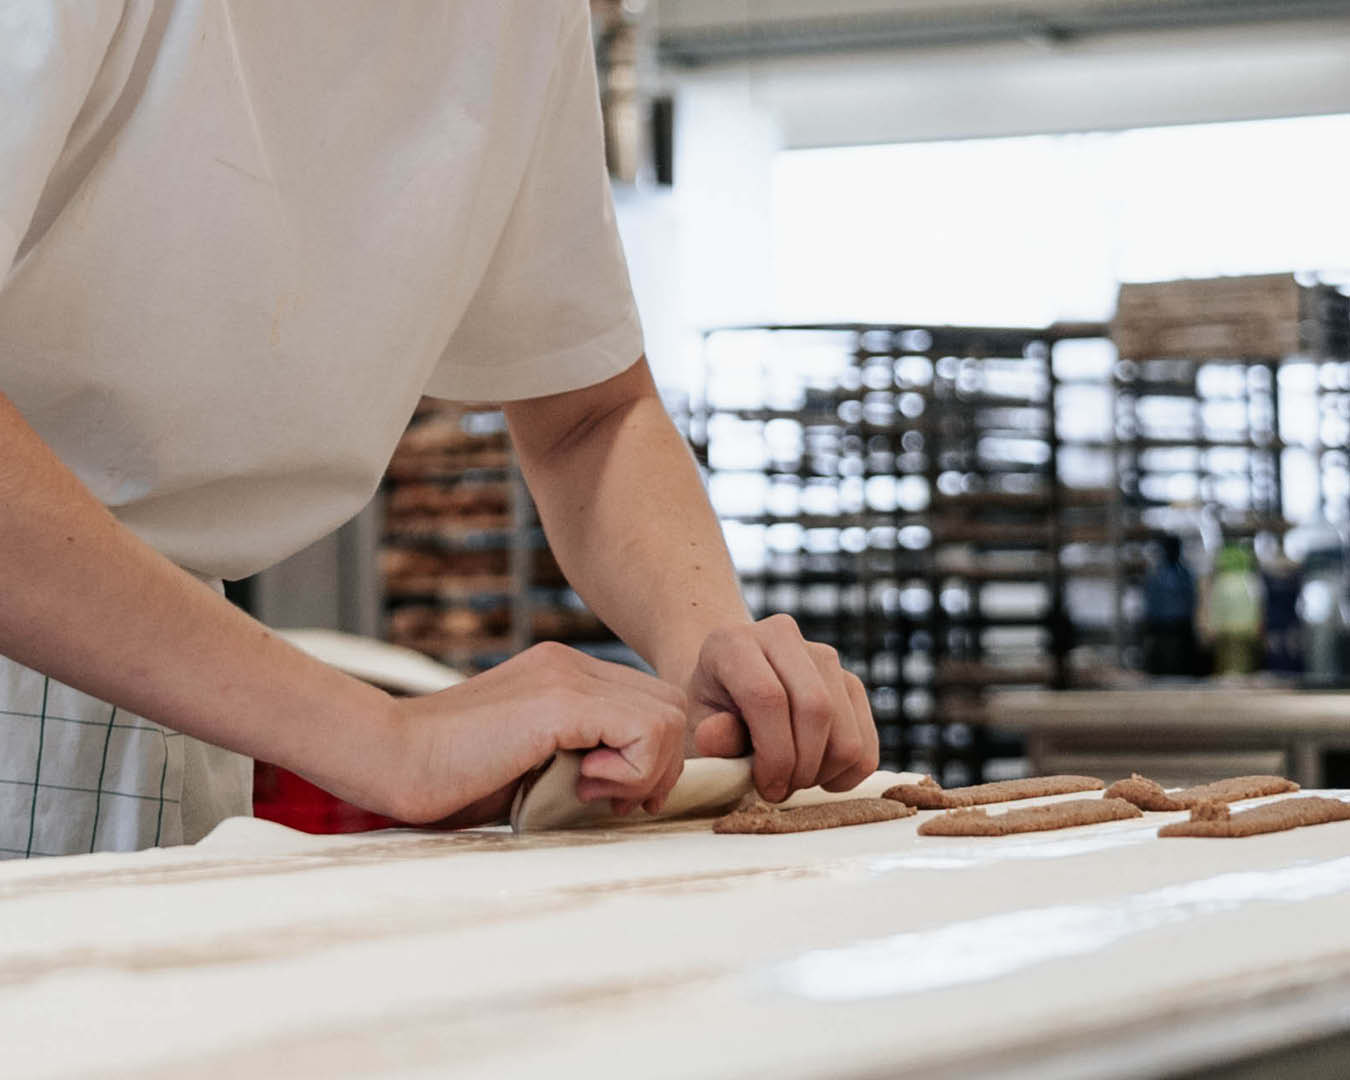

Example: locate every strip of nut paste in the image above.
[1158,796,1350,838]
[1173,775,1300,807]
[1103,774,1182,811]
[1106,774,1300,812]
[713,797,914,835]
[917,797,1141,837]
[884,775,1104,809]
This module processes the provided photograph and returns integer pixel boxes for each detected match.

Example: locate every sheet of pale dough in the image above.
[510,752,923,832]
[4,790,1348,1079]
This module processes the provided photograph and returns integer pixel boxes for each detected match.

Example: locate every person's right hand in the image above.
[387,641,687,826]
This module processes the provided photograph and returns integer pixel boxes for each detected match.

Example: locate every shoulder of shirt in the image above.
[558,0,592,35]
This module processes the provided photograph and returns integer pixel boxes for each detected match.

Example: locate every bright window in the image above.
[772,114,1350,327]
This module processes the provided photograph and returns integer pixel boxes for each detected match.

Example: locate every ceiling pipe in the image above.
[658,0,1350,66]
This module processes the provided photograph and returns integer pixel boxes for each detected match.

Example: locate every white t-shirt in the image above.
[1,0,643,581]
[0,0,643,856]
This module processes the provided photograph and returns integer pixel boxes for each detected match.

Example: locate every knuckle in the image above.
[799,692,834,728]
[765,612,800,634]
[846,674,872,710]
[543,666,583,695]
[746,681,789,713]
[703,626,738,653]
[809,641,839,665]
[527,640,571,670]
[832,732,864,765]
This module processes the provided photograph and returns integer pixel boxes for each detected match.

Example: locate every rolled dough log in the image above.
[884,774,1104,810]
[1104,773,1300,812]
[510,753,924,833]
[713,795,914,835]
[1158,796,1350,838]
[917,798,1141,837]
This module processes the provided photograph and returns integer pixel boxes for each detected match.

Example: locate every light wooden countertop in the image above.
[987,687,1350,735]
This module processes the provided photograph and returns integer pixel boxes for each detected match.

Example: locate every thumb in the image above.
[693,711,751,758]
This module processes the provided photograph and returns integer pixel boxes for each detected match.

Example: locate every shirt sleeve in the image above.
[422,1,644,403]
[0,1,122,273]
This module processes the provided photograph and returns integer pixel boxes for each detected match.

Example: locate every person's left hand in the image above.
[685,614,880,802]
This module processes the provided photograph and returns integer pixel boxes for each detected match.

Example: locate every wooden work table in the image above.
[987,687,1350,788]
[4,788,1350,1079]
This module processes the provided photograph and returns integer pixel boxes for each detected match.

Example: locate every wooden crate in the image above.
[1112,273,1345,360]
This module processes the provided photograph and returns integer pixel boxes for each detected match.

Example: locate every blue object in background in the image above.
[1142,534,1197,676]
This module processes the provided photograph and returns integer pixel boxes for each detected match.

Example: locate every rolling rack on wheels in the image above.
[688,321,1113,784]
[378,399,629,674]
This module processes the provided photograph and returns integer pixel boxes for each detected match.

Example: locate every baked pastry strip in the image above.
[884,774,1104,810]
[1159,796,1350,838]
[1105,774,1300,812]
[714,797,914,835]
[917,798,1141,837]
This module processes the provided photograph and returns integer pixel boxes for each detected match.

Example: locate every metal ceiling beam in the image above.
[658,0,1350,66]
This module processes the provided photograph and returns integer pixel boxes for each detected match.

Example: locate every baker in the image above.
[0,0,878,858]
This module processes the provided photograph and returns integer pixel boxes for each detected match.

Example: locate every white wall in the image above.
[614,69,782,391]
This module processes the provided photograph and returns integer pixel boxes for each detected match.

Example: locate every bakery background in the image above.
[226,0,1350,830]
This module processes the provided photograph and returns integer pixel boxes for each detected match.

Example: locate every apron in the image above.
[0,579,253,859]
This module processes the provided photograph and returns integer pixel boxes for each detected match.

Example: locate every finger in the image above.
[755,631,844,792]
[577,755,681,813]
[806,657,859,790]
[815,669,865,789]
[576,778,655,804]
[699,632,795,802]
[576,778,620,803]
[579,744,650,783]
[821,673,881,792]
[857,674,880,766]
[692,710,750,758]
[643,748,686,815]
[579,705,684,805]
[574,669,690,742]
[554,693,678,793]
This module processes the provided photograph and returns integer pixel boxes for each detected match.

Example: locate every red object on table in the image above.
[253,761,398,834]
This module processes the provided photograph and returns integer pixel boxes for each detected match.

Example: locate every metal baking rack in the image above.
[689,322,1114,784]
[379,399,626,673]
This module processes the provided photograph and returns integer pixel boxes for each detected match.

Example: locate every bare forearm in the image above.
[505,360,880,798]
[507,372,749,686]
[0,393,405,815]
